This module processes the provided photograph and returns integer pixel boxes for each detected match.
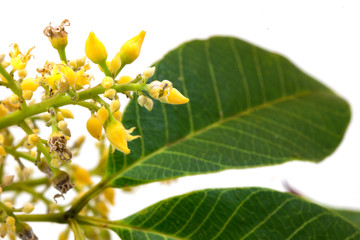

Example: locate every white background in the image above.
[1,0,360,239]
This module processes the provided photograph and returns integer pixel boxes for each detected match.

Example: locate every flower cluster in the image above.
[0,19,189,239]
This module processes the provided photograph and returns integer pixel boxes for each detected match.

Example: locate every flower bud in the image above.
[113,110,122,121]
[51,158,60,168]
[22,90,33,101]
[37,159,53,178]
[2,175,14,186]
[149,80,189,104]
[166,88,190,104]
[101,76,114,89]
[21,77,39,92]
[9,94,19,105]
[143,66,155,78]
[51,170,74,194]
[110,52,121,75]
[22,203,34,214]
[16,222,38,240]
[97,107,109,125]
[18,69,27,78]
[0,223,7,238]
[72,165,93,186]
[85,32,107,64]
[86,114,102,140]
[76,56,86,68]
[144,98,154,111]
[110,99,120,113]
[105,120,130,154]
[0,145,6,156]
[103,89,116,100]
[117,75,133,84]
[103,188,115,205]
[0,103,8,117]
[57,121,67,130]
[6,216,15,226]
[59,109,74,119]
[120,31,146,65]
[95,201,109,218]
[28,134,39,145]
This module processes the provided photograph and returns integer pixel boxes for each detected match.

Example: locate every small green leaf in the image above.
[110,188,360,239]
[107,37,350,187]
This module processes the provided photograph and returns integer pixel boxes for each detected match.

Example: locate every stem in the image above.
[49,107,59,132]
[76,215,120,229]
[114,63,126,78]
[16,213,66,223]
[65,177,110,218]
[0,83,148,129]
[68,218,85,240]
[0,63,27,110]
[3,177,49,191]
[57,48,68,64]
[3,145,36,163]
[0,64,21,96]
[99,62,112,77]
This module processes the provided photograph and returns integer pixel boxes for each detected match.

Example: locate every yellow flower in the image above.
[59,108,74,119]
[86,114,102,140]
[0,103,8,117]
[72,164,93,186]
[103,188,115,205]
[21,77,39,92]
[74,64,93,89]
[110,52,121,75]
[148,80,189,104]
[117,75,132,84]
[105,120,130,154]
[97,107,109,125]
[120,31,146,65]
[43,19,70,50]
[58,64,76,88]
[101,76,114,89]
[166,88,189,104]
[0,146,6,156]
[9,44,34,70]
[113,110,122,121]
[85,32,107,64]
[103,89,116,100]
[110,99,120,113]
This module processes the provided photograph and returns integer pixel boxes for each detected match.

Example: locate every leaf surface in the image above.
[110,188,360,240]
[107,37,350,187]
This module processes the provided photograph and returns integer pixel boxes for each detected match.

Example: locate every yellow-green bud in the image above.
[57,121,67,130]
[103,89,116,100]
[120,31,146,65]
[85,32,107,64]
[9,94,19,105]
[86,114,102,140]
[101,76,114,89]
[143,66,155,78]
[22,90,33,100]
[97,107,109,125]
[22,203,34,214]
[110,99,120,113]
[21,77,39,92]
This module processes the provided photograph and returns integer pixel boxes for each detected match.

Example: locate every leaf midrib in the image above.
[109,89,327,185]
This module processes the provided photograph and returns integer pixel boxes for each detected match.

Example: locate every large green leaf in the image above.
[107,37,350,187]
[110,188,360,239]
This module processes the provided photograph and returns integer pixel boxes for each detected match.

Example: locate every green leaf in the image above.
[110,188,360,239]
[332,209,360,228]
[107,37,350,187]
